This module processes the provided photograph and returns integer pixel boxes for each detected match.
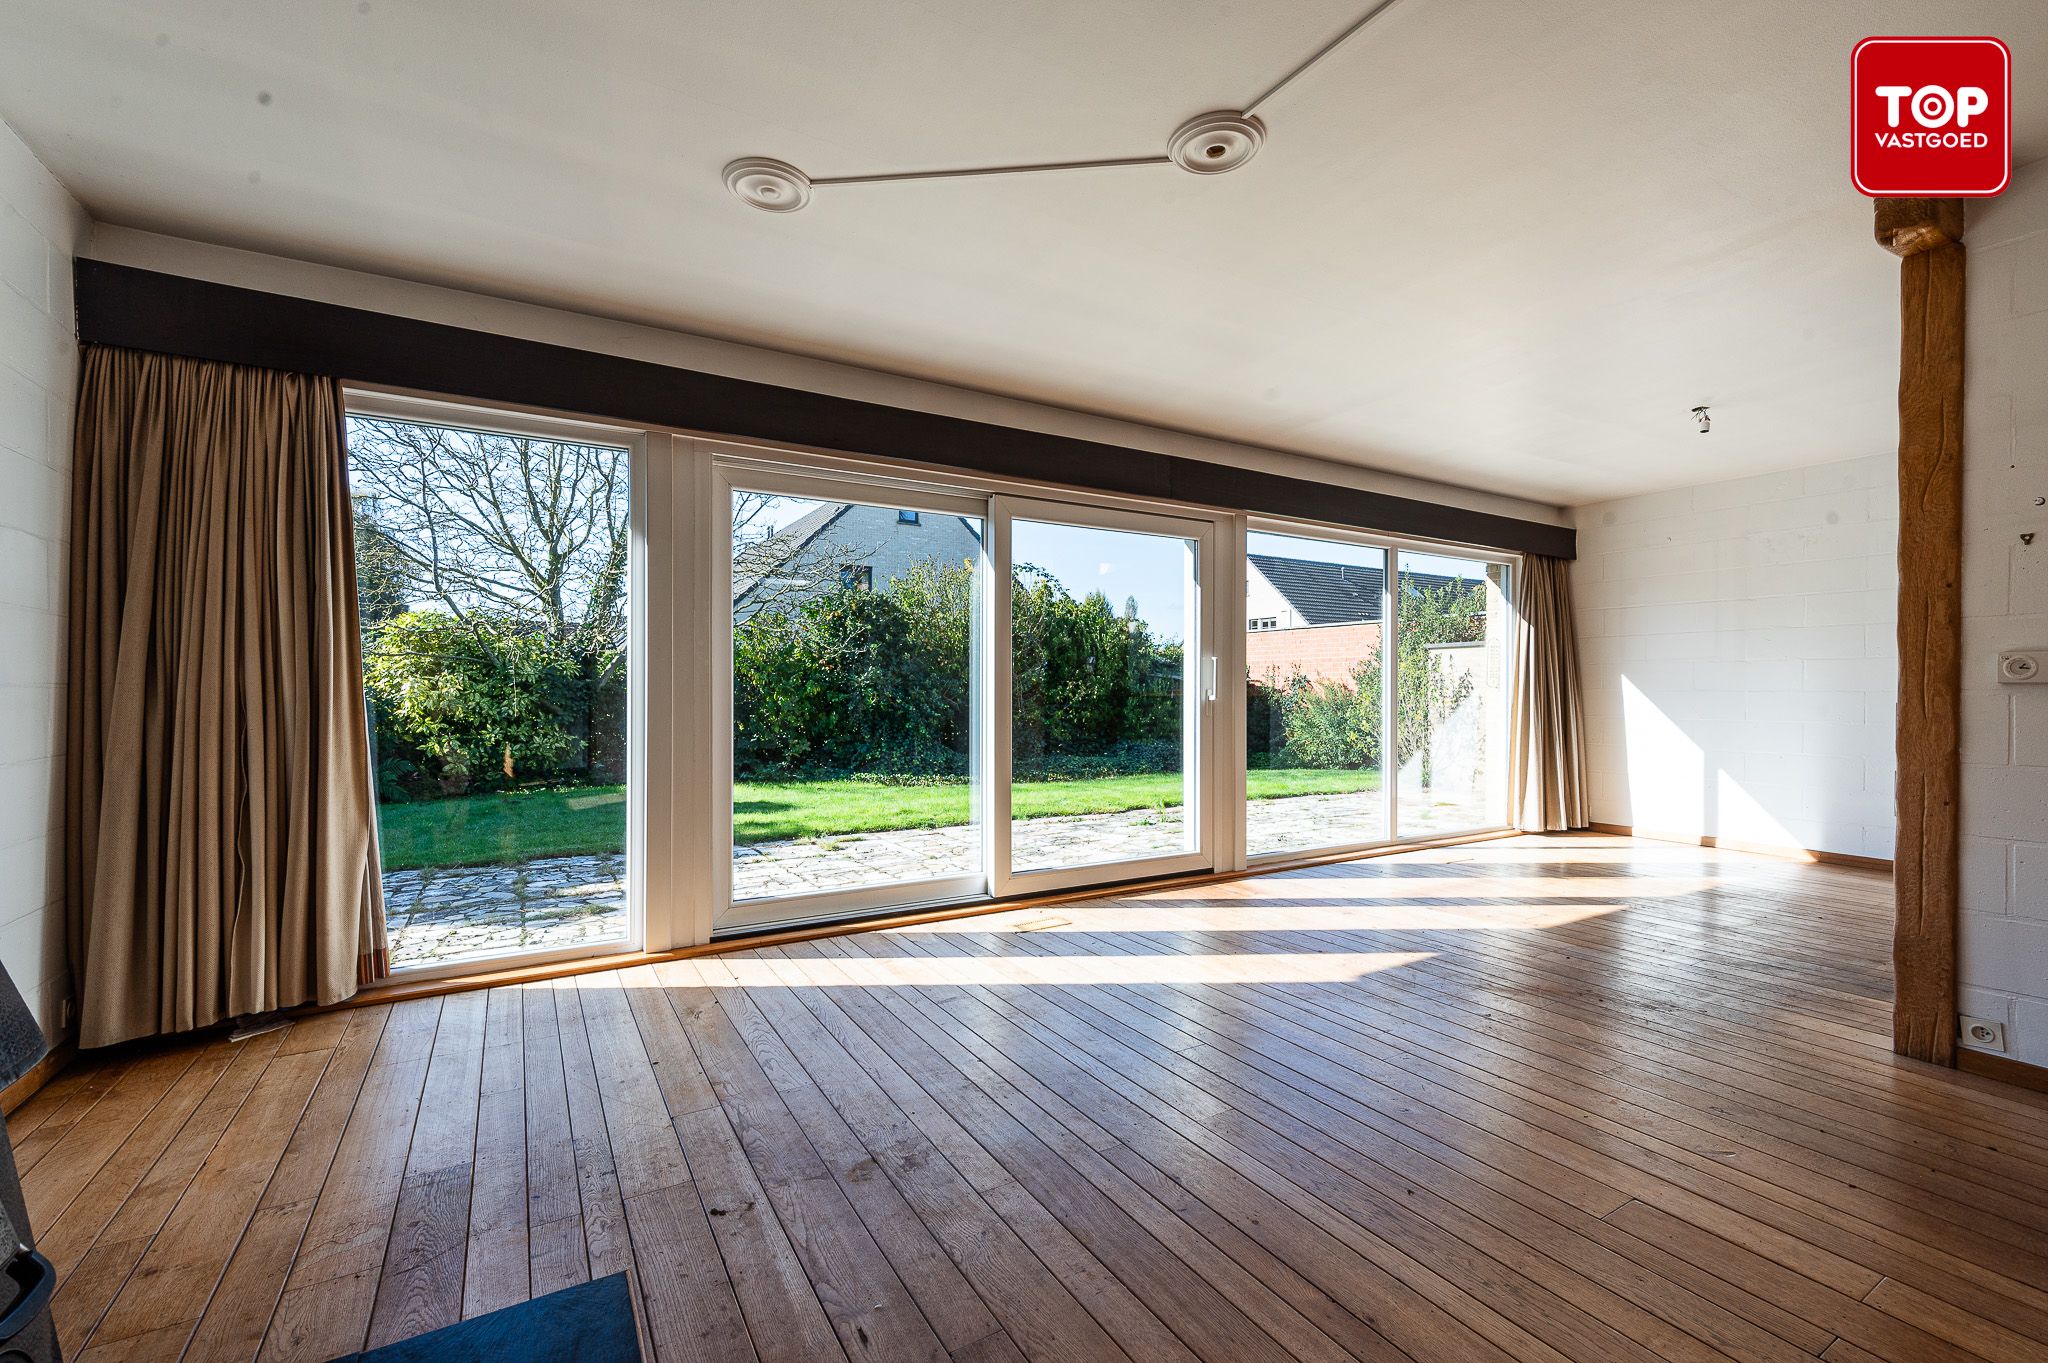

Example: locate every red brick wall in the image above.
[1245,622,1382,687]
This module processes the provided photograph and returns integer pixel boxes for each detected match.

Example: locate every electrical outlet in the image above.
[1998,650,2047,684]
[1960,1015,2007,1052]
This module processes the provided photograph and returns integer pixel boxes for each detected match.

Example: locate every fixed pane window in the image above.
[348,415,631,969]
[1244,532,1388,856]
[1394,552,1511,837]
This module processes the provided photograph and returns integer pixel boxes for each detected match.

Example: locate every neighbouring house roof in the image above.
[1247,554,1472,626]
[732,502,984,610]
[732,502,847,603]
[1248,555,1385,625]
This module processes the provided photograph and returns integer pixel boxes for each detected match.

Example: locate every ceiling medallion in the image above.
[722,157,812,213]
[1167,111,1265,174]
[722,0,1405,211]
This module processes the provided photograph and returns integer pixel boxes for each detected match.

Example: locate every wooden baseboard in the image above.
[1586,822,1893,873]
[319,828,1524,1013]
[1957,1048,2048,1096]
[1,1041,74,1116]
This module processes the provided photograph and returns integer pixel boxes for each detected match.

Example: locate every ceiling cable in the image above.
[811,154,1171,188]
[1243,0,1409,116]
[723,0,1410,211]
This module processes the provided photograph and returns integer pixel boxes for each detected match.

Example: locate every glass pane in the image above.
[348,416,631,969]
[731,492,983,900]
[1010,519,1195,872]
[1244,532,1387,856]
[1395,552,1511,836]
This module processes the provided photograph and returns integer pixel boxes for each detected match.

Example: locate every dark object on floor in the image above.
[325,1274,640,1362]
[0,961,56,1363]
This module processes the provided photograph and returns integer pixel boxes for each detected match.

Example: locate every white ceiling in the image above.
[4,1,2045,506]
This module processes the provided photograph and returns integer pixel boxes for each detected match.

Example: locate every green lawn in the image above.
[376,767,1380,872]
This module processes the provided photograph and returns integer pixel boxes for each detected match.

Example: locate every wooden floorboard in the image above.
[20,834,2048,1363]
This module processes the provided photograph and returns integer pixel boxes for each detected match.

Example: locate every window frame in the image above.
[990,494,1220,899]
[1241,515,1521,865]
[342,390,658,980]
[338,387,1528,967]
[711,458,996,936]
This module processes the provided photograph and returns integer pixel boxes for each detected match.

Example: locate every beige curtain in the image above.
[66,346,386,1049]
[1507,554,1589,832]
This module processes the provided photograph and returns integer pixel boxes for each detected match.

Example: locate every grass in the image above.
[376,766,1380,872]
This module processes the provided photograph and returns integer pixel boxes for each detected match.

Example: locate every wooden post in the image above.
[1877,197,1964,1066]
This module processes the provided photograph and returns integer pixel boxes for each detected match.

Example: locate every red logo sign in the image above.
[1852,36,2010,197]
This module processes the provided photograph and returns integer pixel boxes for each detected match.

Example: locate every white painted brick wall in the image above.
[0,118,84,1042]
[1960,164,2048,1069]
[1572,455,1898,864]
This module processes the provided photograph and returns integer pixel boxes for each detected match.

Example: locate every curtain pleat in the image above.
[66,346,385,1048]
[1507,554,1589,833]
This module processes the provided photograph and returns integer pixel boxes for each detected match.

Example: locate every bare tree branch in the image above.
[346,416,630,651]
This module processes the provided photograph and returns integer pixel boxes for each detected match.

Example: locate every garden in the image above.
[361,550,1473,875]
[374,766,1384,872]
[348,417,1480,881]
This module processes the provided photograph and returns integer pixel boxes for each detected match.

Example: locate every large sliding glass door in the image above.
[716,477,1216,931]
[717,468,991,931]
[1242,525,1514,861]
[995,501,1213,896]
[339,396,1519,962]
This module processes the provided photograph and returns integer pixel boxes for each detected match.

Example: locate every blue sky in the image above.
[1013,518,1192,643]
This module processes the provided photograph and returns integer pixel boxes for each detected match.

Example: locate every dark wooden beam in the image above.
[71,260,1576,560]
[1878,197,1964,1066]
[1875,198,1966,257]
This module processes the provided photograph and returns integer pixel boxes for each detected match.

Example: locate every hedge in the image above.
[363,559,1484,801]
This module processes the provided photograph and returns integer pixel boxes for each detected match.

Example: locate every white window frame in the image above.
[336,390,1527,966]
[991,495,1219,898]
[1241,514,1521,866]
[710,458,995,935]
[341,391,661,980]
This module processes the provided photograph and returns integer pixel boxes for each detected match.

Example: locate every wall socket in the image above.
[1960,1015,2007,1052]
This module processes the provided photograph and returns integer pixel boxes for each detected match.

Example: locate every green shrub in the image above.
[1276,660,1384,769]
[1025,739,1183,782]
[734,561,1184,780]
[1244,579,1487,777]
[734,560,976,779]
[363,609,621,797]
[364,544,1487,803]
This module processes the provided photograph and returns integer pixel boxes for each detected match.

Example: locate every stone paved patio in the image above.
[730,803,1193,901]
[384,788,1498,967]
[1246,786,1494,857]
[383,853,629,969]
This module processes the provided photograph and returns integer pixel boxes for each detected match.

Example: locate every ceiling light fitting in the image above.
[1168,111,1265,174]
[722,0,1406,211]
[723,157,812,213]
[1691,406,1711,434]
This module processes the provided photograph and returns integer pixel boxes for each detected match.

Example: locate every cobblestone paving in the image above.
[383,853,630,968]
[1246,788,1492,857]
[729,803,1193,901]
[385,789,1497,967]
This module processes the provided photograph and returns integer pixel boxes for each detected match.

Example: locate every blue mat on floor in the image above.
[327,1273,640,1362]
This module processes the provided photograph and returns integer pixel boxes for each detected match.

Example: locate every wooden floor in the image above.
[15,833,2048,1363]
